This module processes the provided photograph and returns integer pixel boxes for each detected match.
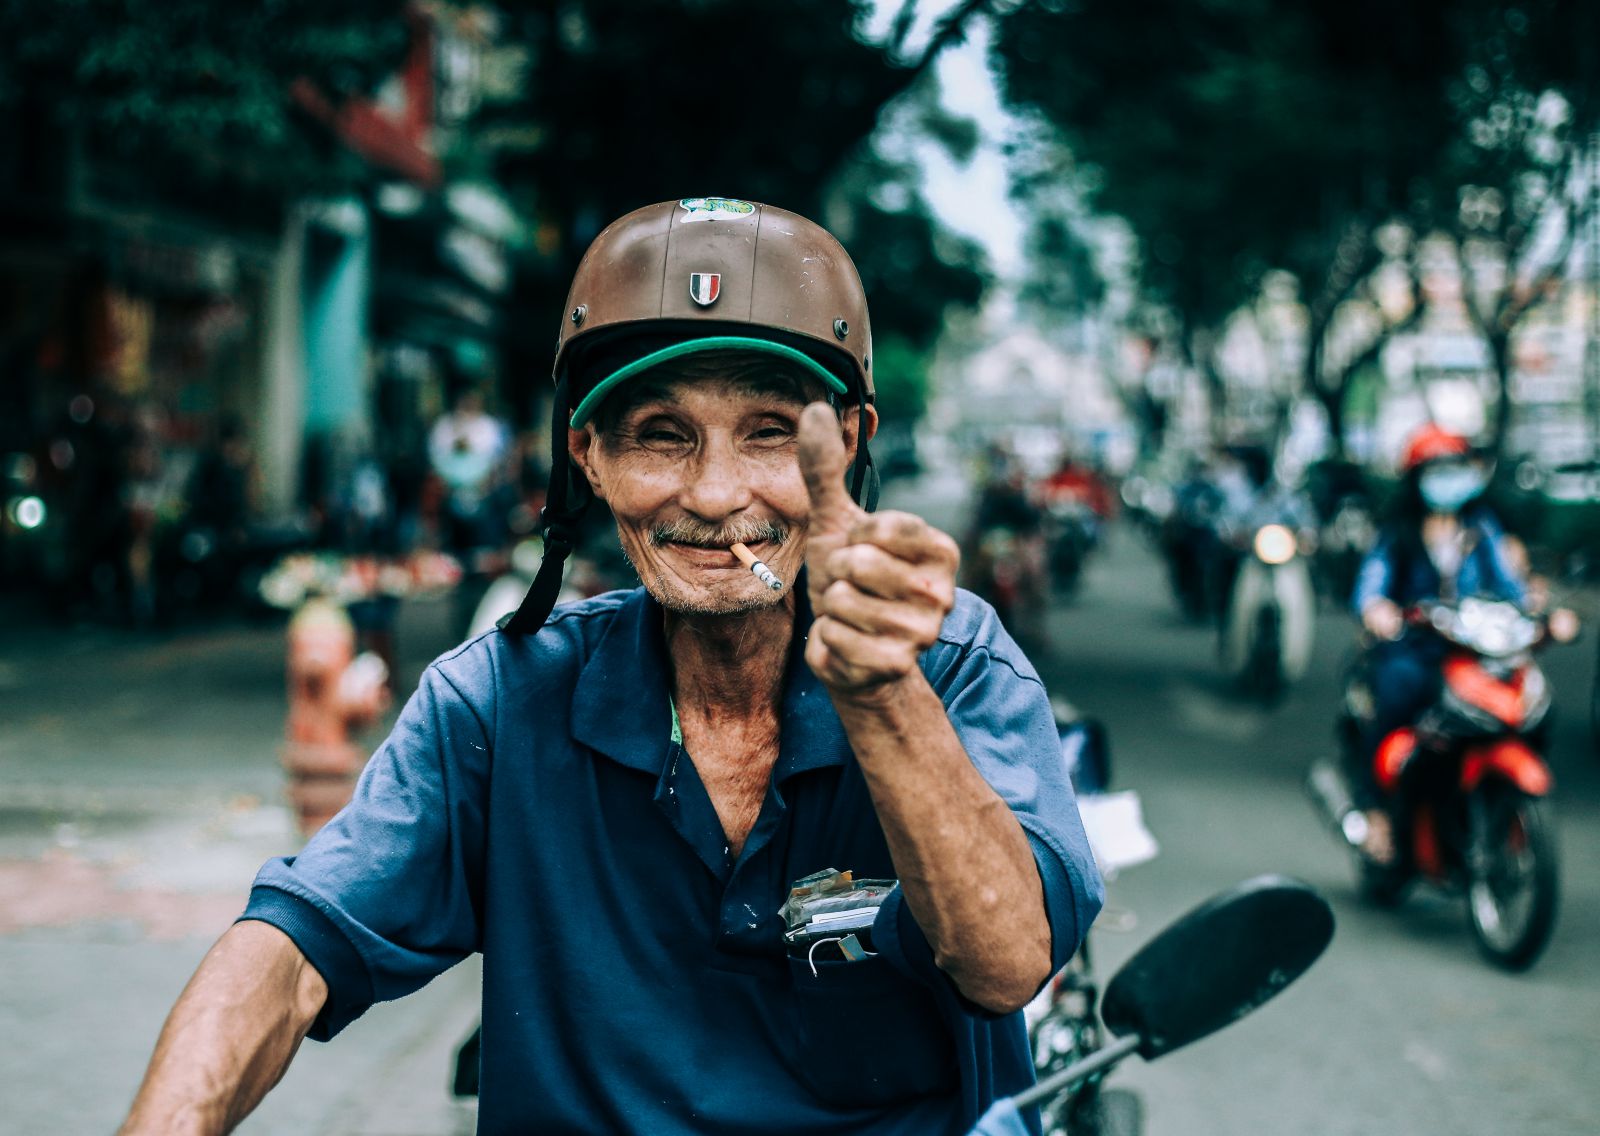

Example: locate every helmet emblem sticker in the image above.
[689,273,721,307]
[678,197,756,224]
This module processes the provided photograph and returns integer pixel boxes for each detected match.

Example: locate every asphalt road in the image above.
[888,467,1600,1136]
[3,469,1597,1135]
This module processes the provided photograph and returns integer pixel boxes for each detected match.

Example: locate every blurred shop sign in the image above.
[119,240,238,295]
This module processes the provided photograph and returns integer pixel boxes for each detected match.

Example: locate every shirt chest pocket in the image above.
[787,953,956,1109]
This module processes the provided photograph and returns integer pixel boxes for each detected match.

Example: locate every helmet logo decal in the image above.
[678,197,756,223]
[689,273,721,307]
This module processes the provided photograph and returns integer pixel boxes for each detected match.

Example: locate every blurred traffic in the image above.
[3,1,1600,1134]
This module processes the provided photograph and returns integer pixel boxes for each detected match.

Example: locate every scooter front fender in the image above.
[1461,739,1553,797]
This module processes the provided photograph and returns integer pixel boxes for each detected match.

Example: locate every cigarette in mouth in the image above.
[730,541,784,592]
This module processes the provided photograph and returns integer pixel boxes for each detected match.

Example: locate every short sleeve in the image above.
[241,662,491,1039]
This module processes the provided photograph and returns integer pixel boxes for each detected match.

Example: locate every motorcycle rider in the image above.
[120,198,1102,1136]
[1349,424,1574,862]
[965,444,1048,622]
[1209,443,1316,624]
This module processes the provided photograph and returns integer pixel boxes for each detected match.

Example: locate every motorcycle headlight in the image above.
[1254,524,1297,565]
[6,495,46,530]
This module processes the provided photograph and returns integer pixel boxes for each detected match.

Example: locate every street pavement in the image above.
[0,600,481,1135]
[3,470,1599,1134]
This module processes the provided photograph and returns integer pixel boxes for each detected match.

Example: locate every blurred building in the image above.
[0,4,526,607]
[927,294,1134,476]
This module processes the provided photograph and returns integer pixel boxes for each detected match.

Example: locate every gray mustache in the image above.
[649,517,787,548]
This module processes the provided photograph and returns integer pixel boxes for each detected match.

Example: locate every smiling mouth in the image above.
[660,539,782,570]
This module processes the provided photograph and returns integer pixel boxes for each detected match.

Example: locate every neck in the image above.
[663,599,795,717]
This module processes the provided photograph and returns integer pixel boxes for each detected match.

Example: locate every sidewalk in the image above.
[0,598,483,1134]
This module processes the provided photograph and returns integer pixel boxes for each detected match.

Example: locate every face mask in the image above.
[1419,465,1486,513]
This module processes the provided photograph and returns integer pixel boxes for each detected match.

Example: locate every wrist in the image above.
[826,671,923,717]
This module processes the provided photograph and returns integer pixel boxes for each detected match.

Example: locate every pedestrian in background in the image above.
[427,386,510,565]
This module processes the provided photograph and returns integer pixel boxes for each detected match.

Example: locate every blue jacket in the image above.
[242,583,1103,1135]
[1351,508,1526,617]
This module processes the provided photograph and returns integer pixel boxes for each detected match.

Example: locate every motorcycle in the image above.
[975,875,1335,1135]
[1041,494,1100,598]
[1027,708,1158,1136]
[1314,493,1377,609]
[1307,597,1563,970]
[1159,480,1221,622]
[1218,521,1316,702]
[965,525,1045,633]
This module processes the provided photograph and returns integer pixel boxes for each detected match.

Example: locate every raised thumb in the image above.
[797,402,854,517]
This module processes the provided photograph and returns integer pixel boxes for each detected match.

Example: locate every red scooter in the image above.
[1310,597,1564,970]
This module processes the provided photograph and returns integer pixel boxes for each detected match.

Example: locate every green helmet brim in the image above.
[568,335,848,428]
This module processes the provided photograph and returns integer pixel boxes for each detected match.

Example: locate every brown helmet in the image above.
[501,197,878,636]
[556,197,874,427]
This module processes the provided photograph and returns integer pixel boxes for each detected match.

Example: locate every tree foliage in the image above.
[485,0,990,410]
[1427,0,1600,448]
[0,0,412,198]
[991,0,1599,449]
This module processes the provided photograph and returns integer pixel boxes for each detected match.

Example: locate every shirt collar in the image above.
[569,572,850,779]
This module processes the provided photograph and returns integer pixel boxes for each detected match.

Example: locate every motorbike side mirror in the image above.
[1101,874,1335,1061]
[1006,875,1334,1116]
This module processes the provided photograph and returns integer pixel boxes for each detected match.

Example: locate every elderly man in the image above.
[121,199,1101,1136]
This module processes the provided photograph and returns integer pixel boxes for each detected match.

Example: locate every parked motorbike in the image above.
[1027,708,1158,1136]
[1218,521,1316,702]
[1308,597,1564,970]
[975,875,1335,1135]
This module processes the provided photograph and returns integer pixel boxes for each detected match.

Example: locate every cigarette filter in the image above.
[730,542,784,591]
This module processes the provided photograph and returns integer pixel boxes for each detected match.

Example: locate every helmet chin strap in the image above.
[850,395,880,512]
[499,375,592,635]
[500,381,877,636]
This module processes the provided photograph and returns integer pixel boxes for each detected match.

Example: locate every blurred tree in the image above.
[827,138,989,423]
[1007,131,1106,321]
[994,0,1600,456]
[480,0,991,408]
[1427,0,1600,452]
[990,0,1471,452]
[0,0,413,205]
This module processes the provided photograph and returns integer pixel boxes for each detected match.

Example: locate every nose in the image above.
[677,432,753,521]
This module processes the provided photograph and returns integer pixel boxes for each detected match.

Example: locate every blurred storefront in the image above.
[0,4,526,615]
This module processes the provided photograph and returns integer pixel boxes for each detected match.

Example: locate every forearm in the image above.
[121,920,328,1136]
[835,673,1052,1014]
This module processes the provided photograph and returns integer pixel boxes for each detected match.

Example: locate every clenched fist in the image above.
[797,403,959,698]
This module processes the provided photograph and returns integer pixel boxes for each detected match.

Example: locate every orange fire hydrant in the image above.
[282,599,390,836]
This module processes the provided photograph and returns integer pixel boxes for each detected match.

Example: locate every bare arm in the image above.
[120,920,328,1135]
[830,671,1052,1013]
[797,404,1051,1012]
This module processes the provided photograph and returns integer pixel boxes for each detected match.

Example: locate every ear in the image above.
[839,402,879,460]
[567,427,605,500]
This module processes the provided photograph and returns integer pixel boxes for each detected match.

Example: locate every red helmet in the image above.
[1401,424,1471,473]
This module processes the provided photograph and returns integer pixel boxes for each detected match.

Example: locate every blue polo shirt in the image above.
[243,584,1102,1135]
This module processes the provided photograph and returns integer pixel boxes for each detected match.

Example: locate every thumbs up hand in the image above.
[797,403,959,700]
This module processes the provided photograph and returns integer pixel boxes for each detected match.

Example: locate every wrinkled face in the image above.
[570,375,853,615]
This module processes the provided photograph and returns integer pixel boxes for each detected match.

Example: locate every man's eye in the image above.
[640,428,689,444]
[750,425,795,442]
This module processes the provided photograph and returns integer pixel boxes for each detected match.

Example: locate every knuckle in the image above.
[891,512,925,540]
[825,546,857,578]
[822,578,855,606]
